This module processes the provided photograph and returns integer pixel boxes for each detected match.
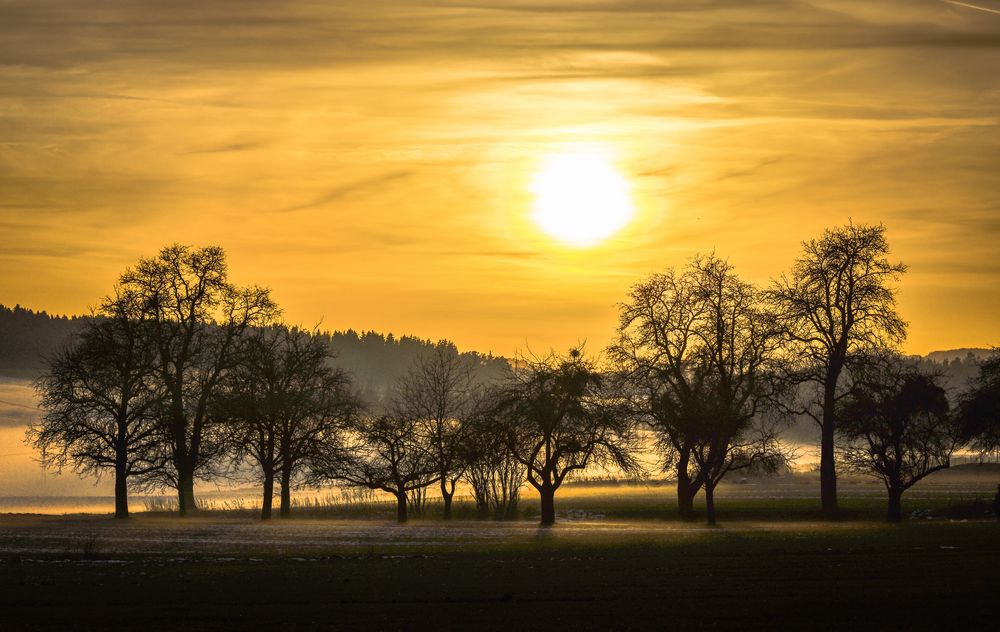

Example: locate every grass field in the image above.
[0,517,996,630]
[1,471,998,631]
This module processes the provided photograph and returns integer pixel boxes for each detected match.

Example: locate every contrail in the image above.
[943,0,1000,15]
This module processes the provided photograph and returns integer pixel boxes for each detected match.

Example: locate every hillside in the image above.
[0,304,509,394]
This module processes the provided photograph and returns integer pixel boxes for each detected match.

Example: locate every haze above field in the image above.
[1,0,999,356]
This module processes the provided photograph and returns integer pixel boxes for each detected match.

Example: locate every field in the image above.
[1,470,998,630]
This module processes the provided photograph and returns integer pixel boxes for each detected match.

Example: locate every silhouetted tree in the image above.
[312,413,439,522]
[686,258,789,524]
[769,222,906,517]
[956,351,1000,457]
[692,417,790,525]
[837,354,957,522]
[612,255,788,523]
[463,387,524,519]
[394,342,476,519]
[500,348,639,526]
[118,245,278,515]
[220,325,358,519]
[29,288,165,518]
[611,263,707,520]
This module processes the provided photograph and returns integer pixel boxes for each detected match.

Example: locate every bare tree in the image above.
[687,257,789,524]
[220,325,358,520]
[312,414,440,522]
[612,255,788,523]
[463,387,525,519]
[837,353,958,522]
[29,287,165,519]
[611,264,706,520]
[500,348,639,526]
[768,222,906,517]
[394,341,476,519]
[119,244,278,515]
[273,328,359,517]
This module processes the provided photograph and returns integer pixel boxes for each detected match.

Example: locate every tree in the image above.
[685,258,789,524]
[273,328,359,517]
[119,244,278,515]
[463,387,525,519]
[394,342,476,519]
[612,255,788,523]
[611,263,707,520]
[837,354,958,522]
[221,325,358,520]
[956,351,1000,458]
[501,348,639,526]
[29,288,165,519]
[769,222,906,517]
[313,414,440,522]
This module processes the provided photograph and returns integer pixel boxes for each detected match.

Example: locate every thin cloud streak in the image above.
[943,1,1000,16]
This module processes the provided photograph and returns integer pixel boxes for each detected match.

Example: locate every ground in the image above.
[0,518,997,629]
[1,470,997,630]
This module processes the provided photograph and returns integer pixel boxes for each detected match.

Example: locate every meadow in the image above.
[0,468,997,630]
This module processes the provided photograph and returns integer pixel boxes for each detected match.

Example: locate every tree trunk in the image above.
[261,472,274,521]
[676,450,697,521]
[279,465,292,518]
[539,484,556,526]
[887,485,903,523]
[395,491,408,523]
[177,468,197,517]
[114,464,129,520]
[705,482,717,526]
[820,368,841,519]
[441,479,453,520]
[819,419,838,518]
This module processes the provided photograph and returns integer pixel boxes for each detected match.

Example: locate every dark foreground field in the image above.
[0,513,997,631]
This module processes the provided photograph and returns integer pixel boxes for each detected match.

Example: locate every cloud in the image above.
[274,171,413,213]
[0,0,998,357]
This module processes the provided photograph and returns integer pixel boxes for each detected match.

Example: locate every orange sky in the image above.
[1,0,999,357]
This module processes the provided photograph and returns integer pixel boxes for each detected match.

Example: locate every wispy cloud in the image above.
[274,171,413,213]
[0,0,997,355]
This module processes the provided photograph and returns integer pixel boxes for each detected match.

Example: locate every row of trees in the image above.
[29,225,1000,524]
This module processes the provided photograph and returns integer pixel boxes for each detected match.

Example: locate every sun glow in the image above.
[530,148,635,247]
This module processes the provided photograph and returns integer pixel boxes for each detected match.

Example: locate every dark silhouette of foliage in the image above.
[837,353,957,522]
[956,351,1000,457]
[768,222,907,517]
[29,288,166,518]
[322,329,509,405]
[0,303,511,398]
[500,348,639,526]
[118,244,279,515]
[0,304,88,378]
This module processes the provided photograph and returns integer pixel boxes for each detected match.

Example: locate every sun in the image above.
[530,148,635,247]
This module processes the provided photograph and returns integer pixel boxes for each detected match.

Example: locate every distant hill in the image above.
[0,304,509,395]
[925,348,995,363]
[0,304,89,378]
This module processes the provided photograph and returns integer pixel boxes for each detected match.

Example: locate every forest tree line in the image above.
[0,303,509,395]
[25,224,1000,524]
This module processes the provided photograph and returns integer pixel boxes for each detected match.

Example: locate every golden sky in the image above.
[1,0,998,357]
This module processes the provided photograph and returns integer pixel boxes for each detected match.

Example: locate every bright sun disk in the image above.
[530,149,634,247]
